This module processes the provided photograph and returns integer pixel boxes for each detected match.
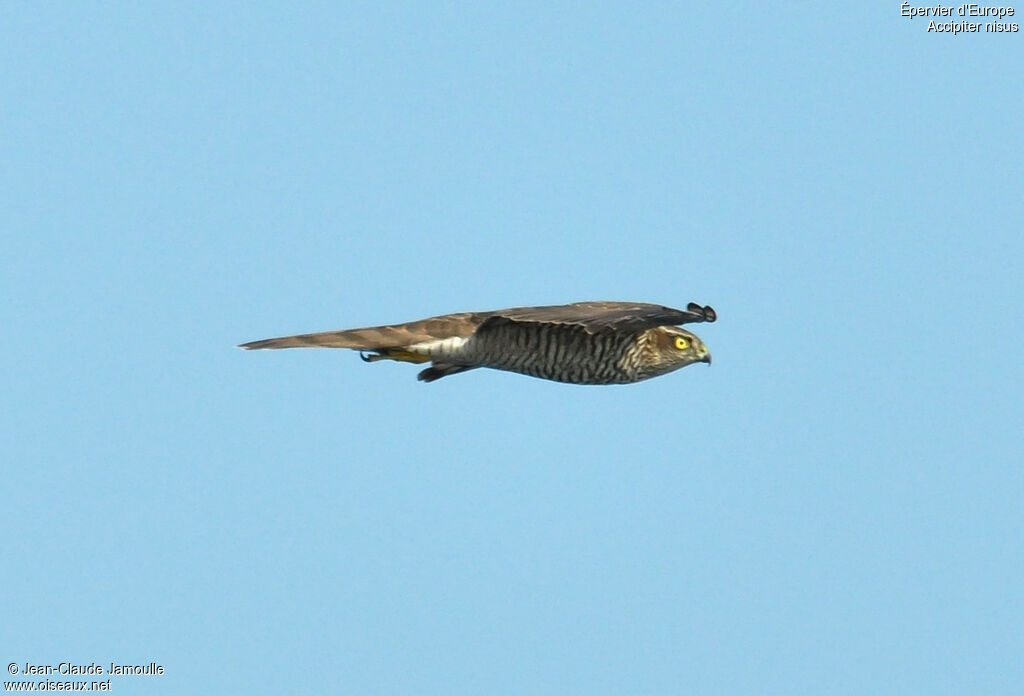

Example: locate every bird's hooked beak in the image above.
[699,343,712,365]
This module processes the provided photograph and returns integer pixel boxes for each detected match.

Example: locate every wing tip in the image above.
[685,302,716,323]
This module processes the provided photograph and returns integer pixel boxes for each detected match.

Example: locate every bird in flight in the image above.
[240,301,716,385]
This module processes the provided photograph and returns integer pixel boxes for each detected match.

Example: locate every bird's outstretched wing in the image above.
[477,301,716,334]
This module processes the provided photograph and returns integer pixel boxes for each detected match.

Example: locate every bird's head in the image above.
[642,326,711,376]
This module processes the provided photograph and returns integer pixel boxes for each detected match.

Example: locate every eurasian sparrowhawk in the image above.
[240,301,716,384]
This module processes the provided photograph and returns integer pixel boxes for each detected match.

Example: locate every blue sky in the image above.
[2,3,1021,694]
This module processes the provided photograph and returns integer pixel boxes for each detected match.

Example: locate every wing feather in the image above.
[478,301,715,333]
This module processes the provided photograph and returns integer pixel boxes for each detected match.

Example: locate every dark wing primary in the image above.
[477,301,716,333]
[237,312,482,351]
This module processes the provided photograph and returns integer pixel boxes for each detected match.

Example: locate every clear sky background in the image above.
[2,3,1021,695]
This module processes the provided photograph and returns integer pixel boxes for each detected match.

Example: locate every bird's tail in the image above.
[239,325,411,351]
[238,312,480,353]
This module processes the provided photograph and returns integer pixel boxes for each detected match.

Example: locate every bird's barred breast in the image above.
[464,323,643,385]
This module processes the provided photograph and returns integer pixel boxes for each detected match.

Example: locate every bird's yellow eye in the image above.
[674,336,690,350]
